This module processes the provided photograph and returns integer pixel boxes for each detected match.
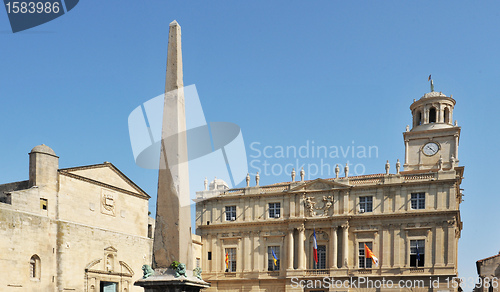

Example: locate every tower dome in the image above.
[410,91,456,131]
[30,144,57,156]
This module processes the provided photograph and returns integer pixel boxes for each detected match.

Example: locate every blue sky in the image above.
[1,0,499,287]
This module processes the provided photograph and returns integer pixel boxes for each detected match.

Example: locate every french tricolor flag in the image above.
[313,229,318,264]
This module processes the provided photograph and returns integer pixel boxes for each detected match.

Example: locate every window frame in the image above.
[267,246,280,271]
[29,255,41,280]
[225,205,237,221]
[358,242,373,269]
[313,245,327,270]
[40,198,48,210]
[268,202,281,219]
[225,248,237,272]
[409,239,425,267]
[359,196,373,213]
[410,192,425,210]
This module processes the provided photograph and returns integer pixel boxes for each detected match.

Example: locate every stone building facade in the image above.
[475,253,500,292]
[0,145,154,292]
[195,90,464,292]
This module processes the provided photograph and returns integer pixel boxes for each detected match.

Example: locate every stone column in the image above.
[404,140,409,165]
[210,235,216,272]
[252,232,260,272]
[438,104,444,123]
[393,226,401,268]
[244,233,251,272]
[342,223,349,268]
[237,238,242,272]
[454,134,459,160]
[343,191,349,214]
[297,225,305,270]
[240,197,245,221]
[330,227,337,269]
[403,230,408,268]
[202,234,209,272]
[263,238,268,272]
[219,237,224,272]
[382,226,390,268]
[287,229,294,270]
[435,225,444,266]
[299,194,305,217]
[249,197,254,221]
[446,220,456,266]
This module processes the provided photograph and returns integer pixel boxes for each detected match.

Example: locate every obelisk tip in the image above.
[170,20,180,27]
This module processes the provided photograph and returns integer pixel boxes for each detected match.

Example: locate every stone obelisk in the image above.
[152,20,193,271]
[135,20,209,291]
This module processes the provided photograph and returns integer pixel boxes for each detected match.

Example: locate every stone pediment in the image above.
[289,178,350,192]
[59,162,149,199]
[104,246,118,252]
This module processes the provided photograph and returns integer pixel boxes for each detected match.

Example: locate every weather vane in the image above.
[428,74,434,92]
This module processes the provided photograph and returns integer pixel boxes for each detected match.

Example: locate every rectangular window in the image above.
[359,196,373,212]
[410,239,425,267]
[225,248,236,272]
[268,246,280,271]
[225,206,236,221]
[411,193,425,209]
[359,242,373,269]
[40,198,48,210]
[313,245,326,269]
[147,224,153,238]
[268,202,281,218]
[207,252,212,261]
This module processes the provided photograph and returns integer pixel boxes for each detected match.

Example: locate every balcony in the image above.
[305,269,329,276]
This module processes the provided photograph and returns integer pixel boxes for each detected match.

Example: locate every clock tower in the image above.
[403,90,460,171]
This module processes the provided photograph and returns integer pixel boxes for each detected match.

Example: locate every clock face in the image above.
[422,142,440,156]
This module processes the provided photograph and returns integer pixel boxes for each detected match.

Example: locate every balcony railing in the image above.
[305,269,329,275]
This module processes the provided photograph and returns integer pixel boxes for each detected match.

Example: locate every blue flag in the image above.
[272,249,278,266]
[416,242,421,261]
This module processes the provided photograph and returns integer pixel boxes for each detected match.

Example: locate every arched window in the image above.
[30,255,40,280]
[429,107,437,123]
[444,107,450,124]
[416,111,422,126]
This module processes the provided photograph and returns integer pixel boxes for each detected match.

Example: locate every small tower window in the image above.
[30,255,41,280]
[429,107,437,123]
[416,111,422,126]
[147,224,153,238]
[444,107,450,124]
[40,198,48,210]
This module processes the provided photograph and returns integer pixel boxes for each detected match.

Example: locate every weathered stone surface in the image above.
[0,145,153,291]
[152,19,193,271]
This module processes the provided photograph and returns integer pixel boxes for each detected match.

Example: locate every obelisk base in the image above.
[135,269,210,292]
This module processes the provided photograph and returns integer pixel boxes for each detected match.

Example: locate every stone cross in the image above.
[152,20,193,271]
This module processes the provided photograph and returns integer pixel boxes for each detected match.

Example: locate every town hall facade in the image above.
[195,90,464,292]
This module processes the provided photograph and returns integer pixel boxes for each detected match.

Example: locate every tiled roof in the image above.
[477,253,500,263]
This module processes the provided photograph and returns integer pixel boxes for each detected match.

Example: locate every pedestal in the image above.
[135,268,210,292]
